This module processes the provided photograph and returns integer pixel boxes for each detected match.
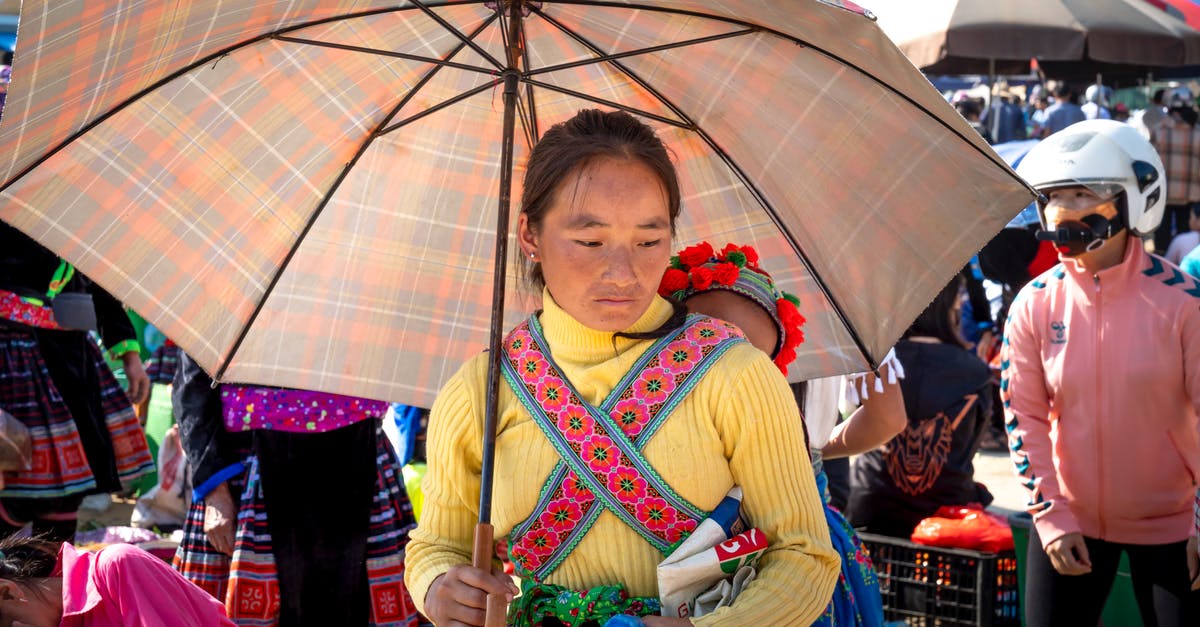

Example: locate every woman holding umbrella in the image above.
[404,109,839,626]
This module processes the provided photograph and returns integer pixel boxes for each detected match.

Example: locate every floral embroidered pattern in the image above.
[0,290,61,329]
[503,315,745,578]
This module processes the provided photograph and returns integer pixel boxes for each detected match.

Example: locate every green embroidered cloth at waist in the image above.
[508,579,660,627]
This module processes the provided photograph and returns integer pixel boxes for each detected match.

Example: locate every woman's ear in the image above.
[517,213,539,260]
[0,578,24,601]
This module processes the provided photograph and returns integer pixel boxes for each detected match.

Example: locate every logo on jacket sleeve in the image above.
[1049,321,1067,344]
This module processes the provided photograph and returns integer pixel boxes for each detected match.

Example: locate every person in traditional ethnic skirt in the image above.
[405,109,839,626]
[171,354,424,627]
[0,222,154,543]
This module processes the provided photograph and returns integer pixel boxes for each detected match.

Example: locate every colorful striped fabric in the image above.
[0,1,1034,406]
[0,327,153,497]
[174,431,422,626]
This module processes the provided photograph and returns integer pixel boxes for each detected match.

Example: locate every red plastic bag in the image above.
[910,505,1014,552]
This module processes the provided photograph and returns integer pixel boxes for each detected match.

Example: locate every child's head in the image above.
[1190,205,1200,232]
[660,242,805,374]
[0,536,62,627]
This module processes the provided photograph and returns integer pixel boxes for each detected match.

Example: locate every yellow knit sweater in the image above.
[404,293,838,625]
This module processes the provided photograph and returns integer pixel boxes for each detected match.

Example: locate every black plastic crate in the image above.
[860,532,1020,626]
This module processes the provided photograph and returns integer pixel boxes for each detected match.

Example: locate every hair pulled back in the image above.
[519,109,681,290]
[0,535,58,583]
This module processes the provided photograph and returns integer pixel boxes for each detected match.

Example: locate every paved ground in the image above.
[974,448,1026,519]
[78,494,138,532]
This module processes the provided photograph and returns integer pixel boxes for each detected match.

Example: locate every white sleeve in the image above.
[803,376,844,449]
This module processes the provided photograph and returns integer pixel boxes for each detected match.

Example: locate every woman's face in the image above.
[519,157,673,332]
[1043,186,1122,258]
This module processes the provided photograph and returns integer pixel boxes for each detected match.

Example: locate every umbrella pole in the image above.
[475,2,524,626]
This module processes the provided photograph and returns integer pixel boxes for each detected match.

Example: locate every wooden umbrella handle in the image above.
[473,523,508,627]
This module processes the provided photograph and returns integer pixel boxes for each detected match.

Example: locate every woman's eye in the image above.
[575,240,601,248]
[639,239,663,248]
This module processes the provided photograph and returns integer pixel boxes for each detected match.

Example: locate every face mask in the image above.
[1036,199,1124,257]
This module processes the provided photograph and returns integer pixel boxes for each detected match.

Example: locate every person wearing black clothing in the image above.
[847,277,994,536]
[172,354,423,627]
[0,221,153,542]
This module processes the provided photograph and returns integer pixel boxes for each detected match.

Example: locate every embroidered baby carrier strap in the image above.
[501,313,745,579]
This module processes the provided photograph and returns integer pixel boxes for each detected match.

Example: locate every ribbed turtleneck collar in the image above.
[539,288,673,363]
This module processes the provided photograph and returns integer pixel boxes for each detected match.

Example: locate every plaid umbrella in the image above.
[0,0,1033,409]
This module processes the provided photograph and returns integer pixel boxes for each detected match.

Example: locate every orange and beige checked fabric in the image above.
[0,1,1033,407]
[1152,117,1200,205]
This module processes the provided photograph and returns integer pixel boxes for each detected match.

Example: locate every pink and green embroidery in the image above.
[502,314,744,579]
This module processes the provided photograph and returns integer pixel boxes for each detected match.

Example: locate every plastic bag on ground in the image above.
[131,424,189,528]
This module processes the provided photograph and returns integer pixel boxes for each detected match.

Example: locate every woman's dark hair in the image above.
[0,535,59,583]
[954,100,980,119]
[903,274,966,347]
[520,108,681,290]
[521,109,686,339]
[1178,106,1199,126]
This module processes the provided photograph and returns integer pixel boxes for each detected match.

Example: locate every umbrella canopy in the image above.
[867,0,1200,81]
[1153,0,1200,28]
[0,0,1034,408]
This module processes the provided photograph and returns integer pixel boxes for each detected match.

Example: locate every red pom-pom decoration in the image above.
[773,345,797,375]
[678,242,715,267]
[713,262,740,286]
[659,268,691,297]
[770,295,806,374]
[690,266,715,290]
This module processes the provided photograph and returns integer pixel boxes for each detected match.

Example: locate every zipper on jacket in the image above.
[1094,274,1106,539]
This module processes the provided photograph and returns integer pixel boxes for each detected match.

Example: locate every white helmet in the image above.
[1166,86,1194,110]
[1084,84,1112,107]
[1016,119,1166,236]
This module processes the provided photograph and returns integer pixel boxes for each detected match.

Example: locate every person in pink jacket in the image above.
[1003,119,1200,626]
[0,535,234,626]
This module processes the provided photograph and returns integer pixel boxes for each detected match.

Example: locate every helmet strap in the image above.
[1036,195,1128,256]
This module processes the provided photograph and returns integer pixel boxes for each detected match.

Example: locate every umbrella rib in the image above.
[409,0,506,71]
[497,7,537,149]
[533,5,879,366]
[524,27,756,77]
[532,0,1038,198]
[377,79,503,136]
[515,92,537,150]
[382,12,501,120]
[520,25,541,148]
[213,12,501,382]
[273,35,498,75]
[520,79,690,129]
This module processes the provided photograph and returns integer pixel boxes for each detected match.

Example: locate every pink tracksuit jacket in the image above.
[1001,238,1200,548]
